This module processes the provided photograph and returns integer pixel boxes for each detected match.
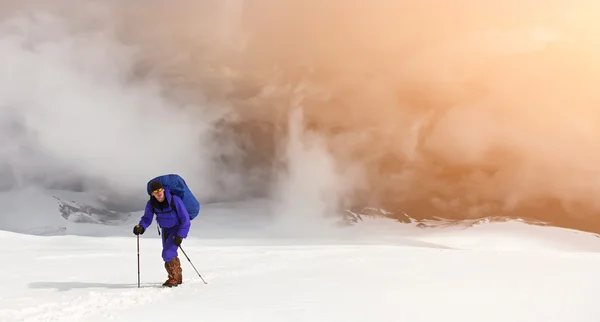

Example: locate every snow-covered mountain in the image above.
[345,205,550,229]
[2,187,600,322]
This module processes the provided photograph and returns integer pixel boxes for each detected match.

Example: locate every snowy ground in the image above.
[1,189,600,322]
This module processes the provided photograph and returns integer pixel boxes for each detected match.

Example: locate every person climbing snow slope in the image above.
[133,180,191,287]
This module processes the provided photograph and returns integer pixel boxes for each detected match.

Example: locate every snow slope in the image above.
[2,188,600,322]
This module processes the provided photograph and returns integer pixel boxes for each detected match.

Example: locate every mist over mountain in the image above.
[2,0,600,233]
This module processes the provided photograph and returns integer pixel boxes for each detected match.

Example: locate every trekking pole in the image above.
[137,235,140,288]
[179,246,207,284]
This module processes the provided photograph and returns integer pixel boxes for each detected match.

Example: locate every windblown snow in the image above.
[1,189,600,322]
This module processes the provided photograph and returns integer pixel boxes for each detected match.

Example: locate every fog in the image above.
[2,0,600,231]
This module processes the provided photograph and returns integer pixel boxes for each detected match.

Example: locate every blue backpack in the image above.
[146,174,200,220]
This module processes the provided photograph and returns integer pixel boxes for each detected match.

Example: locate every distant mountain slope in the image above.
[344,206,550,229]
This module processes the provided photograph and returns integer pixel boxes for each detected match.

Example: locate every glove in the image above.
[173,236,183,247]
[133,225,145,235]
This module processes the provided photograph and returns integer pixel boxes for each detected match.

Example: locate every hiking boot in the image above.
[162,278,179,287]
[164,257,183,287]
[173,257,183,284]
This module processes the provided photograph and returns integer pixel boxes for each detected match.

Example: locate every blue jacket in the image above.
[138,188,191,238]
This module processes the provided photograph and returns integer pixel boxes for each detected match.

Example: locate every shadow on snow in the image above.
[28,281,159,291]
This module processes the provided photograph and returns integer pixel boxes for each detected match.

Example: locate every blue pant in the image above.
[161,226,179,262]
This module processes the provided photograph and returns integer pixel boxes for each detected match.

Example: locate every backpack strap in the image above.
[171,197,178,215]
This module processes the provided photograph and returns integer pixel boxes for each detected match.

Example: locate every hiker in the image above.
[133,180,191,287]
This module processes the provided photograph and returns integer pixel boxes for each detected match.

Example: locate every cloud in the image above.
[0,1,238,203]
[3,0,600,229]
